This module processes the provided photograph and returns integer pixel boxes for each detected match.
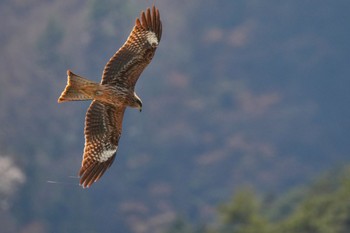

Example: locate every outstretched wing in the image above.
[79,100,126,188]
[101,6,162,90]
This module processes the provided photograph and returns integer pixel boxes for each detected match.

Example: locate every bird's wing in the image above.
[101,6,162,90]
[79,100,126,188]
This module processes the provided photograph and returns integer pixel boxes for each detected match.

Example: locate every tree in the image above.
[216,188,272,233]
[279,167,350,233]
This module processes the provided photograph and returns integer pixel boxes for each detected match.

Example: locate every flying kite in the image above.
[58,6,162,188]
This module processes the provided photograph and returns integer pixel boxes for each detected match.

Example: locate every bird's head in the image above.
[136,98,143,112]
[133,92,142,112]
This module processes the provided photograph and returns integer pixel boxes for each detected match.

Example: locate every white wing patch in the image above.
[147,31,158,46]
[99,148,116,162]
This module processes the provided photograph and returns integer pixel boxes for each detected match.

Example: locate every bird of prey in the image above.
[58,6,162,188]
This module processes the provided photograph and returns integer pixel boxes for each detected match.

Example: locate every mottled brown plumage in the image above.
[58,6,162,188]
[101,6,162,88]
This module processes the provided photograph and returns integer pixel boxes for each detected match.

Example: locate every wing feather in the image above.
[146,8,152,29]
[152,6,157,31]
[141,10,148,30]
[79,101,126,188]
[101,6,162,89]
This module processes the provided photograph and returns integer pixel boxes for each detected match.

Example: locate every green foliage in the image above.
[165,218,195,233]
[165,217,214,233]
[278,169,350,233]
[166,167,350,233]
[217,189,271,233]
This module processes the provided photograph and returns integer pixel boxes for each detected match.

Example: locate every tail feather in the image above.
[58,70,99,103]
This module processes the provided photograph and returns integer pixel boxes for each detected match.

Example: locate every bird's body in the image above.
[60,71,140,108]
[58,6,162,188]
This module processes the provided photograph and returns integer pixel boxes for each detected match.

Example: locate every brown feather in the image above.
[78,101,125,188]
[136,18,141,27]
[146,8,152,30]
[80,162,100,187]
[152,6,157,32]
[100,6,162,89]
[86,163,104,187]
[141,11,147,30]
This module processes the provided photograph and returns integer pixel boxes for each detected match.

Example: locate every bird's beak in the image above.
[139,106,142,112]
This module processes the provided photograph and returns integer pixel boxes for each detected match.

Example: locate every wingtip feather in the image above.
[136,6,162,41]
[141,11,147,30]
[135,18,141,27]
[79,161,102,188]
[146,8,152,30]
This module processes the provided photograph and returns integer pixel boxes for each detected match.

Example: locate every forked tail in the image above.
[58,70,100,103]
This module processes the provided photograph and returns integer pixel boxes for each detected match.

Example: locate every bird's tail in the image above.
[58,70,100,103]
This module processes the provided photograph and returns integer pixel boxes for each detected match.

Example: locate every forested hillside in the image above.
[166,166,350,233]
[0,1,349,233]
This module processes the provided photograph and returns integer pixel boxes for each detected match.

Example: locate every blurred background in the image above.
[1,0,350,232]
